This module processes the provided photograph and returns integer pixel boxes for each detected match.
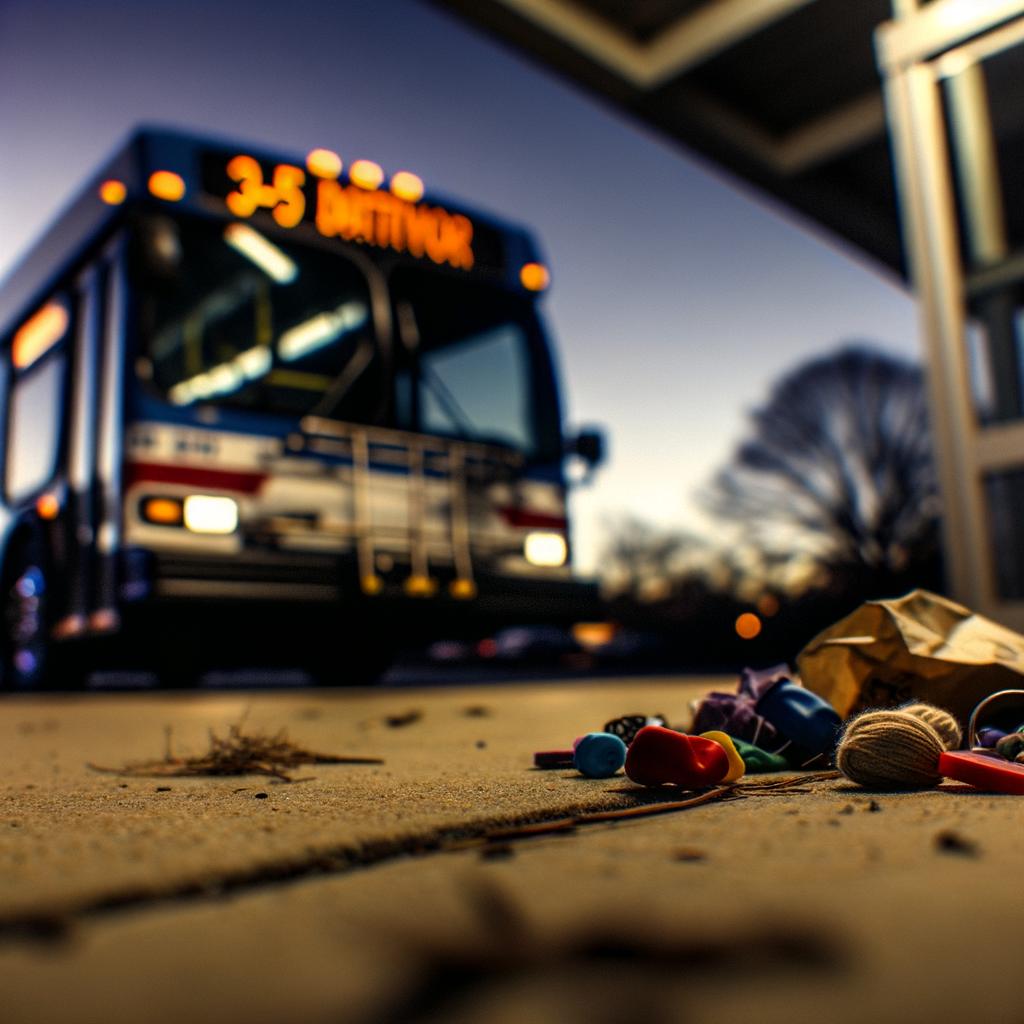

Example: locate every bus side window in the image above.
[6,354,66,505]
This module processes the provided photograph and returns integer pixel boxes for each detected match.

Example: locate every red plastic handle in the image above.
[939,751,1024,794]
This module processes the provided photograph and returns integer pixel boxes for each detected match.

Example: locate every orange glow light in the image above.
[757,593,780,617]
[572,621,615,650]
[148,170,186,202]
[735,613,762,640]
[13,300,69,369]
[349,159,383,191]
[143,497,183,526]
[390,171,424,203]
[99,180,127,205]
[306,148,342,179]
[36,493,60,520]
[520,263,550,291]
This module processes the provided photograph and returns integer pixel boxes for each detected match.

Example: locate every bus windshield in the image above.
[130,213,560,461]
[390,268,559,459]
[131,213,383,422]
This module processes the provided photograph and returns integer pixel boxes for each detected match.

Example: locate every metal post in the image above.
[54,266,99,639]
[352,429,381,595]
[91,243,127,632]
[883,62,995,609]
[447,443,477,599]
[944,62,1020,420]
[404,440,436,596]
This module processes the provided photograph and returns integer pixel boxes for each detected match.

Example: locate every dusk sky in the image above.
[0,0,920,574]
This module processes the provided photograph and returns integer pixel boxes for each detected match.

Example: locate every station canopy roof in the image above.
[431,0,917,278]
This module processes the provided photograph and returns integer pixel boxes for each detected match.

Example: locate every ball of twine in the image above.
[836,709,950,791]
[900,703,961,752]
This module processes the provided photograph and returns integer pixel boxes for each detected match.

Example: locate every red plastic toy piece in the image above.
[534,750,575,769]
[939,751,1024,794]
[624,726,730,787]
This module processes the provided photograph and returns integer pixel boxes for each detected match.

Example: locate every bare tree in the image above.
[705,347,939,574]
[600,516,697,601]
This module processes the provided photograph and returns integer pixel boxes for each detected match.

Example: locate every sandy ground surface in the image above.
[1,677,1021,1023]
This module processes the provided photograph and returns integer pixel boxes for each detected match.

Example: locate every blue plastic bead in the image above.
[755,681,842,757]
[573,732,627,778]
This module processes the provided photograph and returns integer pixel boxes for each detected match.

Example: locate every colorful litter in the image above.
[532,590,1024,799]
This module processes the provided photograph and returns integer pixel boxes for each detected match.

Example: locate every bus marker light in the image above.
[349,159,383,191]
[142,497,184,526]
[390,171,424,203]
[520,263,550,291]
[361,574,383,596]
[449,578,477,600]
[405,575,438,597]
[223,223,297,283]
[36,493,60,520]
[524,531,567,566]
[148,171,186,201]
[13,299,69,369]
[183,495,238,534]
[99,180,127,205]
[306,148,342,179]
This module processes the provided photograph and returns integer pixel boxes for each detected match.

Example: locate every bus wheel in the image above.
[2,535,49,689]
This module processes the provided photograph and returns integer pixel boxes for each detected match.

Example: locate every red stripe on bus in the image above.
[499,507,567,530]
[125,462,267,494]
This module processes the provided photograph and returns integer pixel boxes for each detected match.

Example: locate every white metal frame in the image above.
[876,0,1024,627]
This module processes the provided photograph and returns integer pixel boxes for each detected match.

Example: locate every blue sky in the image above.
[0,0,920,573]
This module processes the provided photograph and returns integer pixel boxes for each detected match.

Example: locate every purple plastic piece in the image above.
[978,727,1008,748]
[691,663,794,753]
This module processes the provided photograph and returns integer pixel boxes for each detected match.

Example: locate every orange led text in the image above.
[315,180,474,269]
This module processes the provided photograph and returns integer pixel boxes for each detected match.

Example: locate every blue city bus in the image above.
[0,129,600,687]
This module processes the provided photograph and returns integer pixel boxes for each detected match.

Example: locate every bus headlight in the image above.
[183,495,238,534]
[524,531,567,567]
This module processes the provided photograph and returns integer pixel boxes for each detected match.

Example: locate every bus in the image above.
[0,129,601,688]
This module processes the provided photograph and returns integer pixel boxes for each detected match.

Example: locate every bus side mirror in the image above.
[565,429,604,484]
[569,431,603,466]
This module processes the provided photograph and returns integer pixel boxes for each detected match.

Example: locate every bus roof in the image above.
[0,128,548,338]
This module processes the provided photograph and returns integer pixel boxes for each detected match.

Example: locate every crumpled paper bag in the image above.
[797,589,1024,725]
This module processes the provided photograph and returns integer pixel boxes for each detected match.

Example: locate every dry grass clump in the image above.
[90,723,383,781]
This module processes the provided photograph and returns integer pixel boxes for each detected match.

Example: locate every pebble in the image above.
[573,733,627,778]
[995,732,1024,761]
[604,714,667,746]
[624,726,729,787]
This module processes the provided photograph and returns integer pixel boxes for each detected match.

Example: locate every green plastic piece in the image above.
[730,737,790,773]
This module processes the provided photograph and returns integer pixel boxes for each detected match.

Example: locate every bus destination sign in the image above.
[201,151,476,271]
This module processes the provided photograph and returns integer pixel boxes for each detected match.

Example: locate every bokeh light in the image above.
[390,171,424,202]
[148,170,185,201]
[98,179,126,204]
[520,262,550,291]
[306,148,342,179]
[735,613,762,639]
[349,159,384,190]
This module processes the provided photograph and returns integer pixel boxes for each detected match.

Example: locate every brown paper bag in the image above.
[797,589,1024,725]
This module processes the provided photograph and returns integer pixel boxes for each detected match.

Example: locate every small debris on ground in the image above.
[935,830,978,856]
[674,847,707,861]
[88,723,384,781]
[386,710,423,728]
